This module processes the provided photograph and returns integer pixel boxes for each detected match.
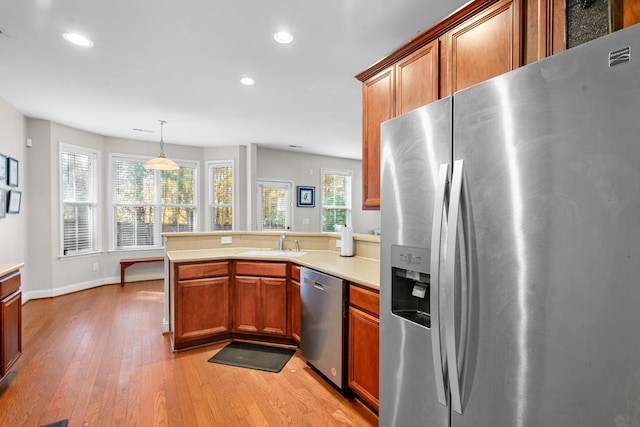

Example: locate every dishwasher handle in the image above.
[303,277,325,291]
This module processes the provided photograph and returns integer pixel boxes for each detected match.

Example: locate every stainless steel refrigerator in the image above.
[379,23,640,427]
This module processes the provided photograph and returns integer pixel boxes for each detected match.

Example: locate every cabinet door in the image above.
[1,290,22,378]
[348,306,379,411]
[290,279,301,345]
[175,277,229,344]
[233,276,261,333]
[362,67,395,210]
[447,0,521,94]
[396,40,439,115]
[261,278,287,336]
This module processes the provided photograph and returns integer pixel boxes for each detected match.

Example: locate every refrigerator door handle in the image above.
[445,159,467,414]
[430,163,449,406]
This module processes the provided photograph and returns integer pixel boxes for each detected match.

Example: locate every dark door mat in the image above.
[208,341,295,373]
[39,420,68,427]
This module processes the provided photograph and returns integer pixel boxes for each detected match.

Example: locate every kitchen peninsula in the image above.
[164,231,381,410]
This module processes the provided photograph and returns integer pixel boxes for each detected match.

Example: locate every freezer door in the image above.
[450,24,640,426]
[379,98,452,427]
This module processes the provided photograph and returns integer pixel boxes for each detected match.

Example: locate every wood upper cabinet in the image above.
[613,0,640,29]
[396,40,440,115]
[233,262,287,337]
[362,40,440,210]
[358,0,539,209]
[445,0,521,95]
[362,67,394,210]
[348,284,380,411]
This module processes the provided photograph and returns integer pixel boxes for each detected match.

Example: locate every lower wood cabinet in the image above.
[1,271,22,380]
[348,283,380,412]
[171,261,230,350]
[289,264,301,345]
[232,262,287,337]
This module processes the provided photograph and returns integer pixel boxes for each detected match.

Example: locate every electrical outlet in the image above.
[336,240,342,248]
[93,263,99,271]
[302,218,310,225]
[221,236,233,245]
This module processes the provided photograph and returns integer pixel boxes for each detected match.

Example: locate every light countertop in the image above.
[0,263,25,277]
[167,248,380,290]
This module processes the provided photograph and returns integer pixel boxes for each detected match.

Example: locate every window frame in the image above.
[321,168,352,232]
[206,160,235,231]
[108,153,199,251]
[256,179,293,231]
[59,142,102,258]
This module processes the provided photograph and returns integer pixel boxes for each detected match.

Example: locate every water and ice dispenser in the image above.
[391,245,431,328]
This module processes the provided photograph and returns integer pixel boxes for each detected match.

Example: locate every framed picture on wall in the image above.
[0,153,6,181]
[0,188,5,219]
[297,186,315,207]
[7,156,18,187]
[7,190,21,214]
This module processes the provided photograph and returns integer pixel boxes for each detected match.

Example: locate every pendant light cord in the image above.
[159,120,167,157]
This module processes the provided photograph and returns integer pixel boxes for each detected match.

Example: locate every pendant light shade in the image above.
[144,120,179,170]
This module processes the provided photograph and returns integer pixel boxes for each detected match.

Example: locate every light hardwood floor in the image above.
[0,280,378,426]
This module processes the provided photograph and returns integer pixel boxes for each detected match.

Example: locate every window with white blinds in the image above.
[60,144,100,256]
[257,180,292,231]
[321,169,352,232]
[207,161,233,230]
[111,155,197,250]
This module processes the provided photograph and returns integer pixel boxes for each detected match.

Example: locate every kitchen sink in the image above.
[239,250,306,257]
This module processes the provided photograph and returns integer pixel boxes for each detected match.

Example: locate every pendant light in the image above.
[144,120,179,170]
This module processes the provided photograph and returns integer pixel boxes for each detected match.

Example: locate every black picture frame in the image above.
[0,153,6,181]
[7,190,21,214]
[0,188,5,219]
[297,186,315,207]
[7,156,18,187]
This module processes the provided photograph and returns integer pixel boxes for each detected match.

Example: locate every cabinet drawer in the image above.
[0,272,20,299]
[290,264,300,282]
[349,284,380,317]
[177,262,229,281]
[235,262,287,278]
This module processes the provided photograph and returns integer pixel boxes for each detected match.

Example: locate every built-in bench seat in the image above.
[120,257,164,286]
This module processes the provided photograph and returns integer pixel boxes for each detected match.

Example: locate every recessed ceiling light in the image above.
[62,32,94,48]
[273,31,293,44]
[240,77,255,86]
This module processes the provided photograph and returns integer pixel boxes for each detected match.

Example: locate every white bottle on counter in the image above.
[340,224,354,257]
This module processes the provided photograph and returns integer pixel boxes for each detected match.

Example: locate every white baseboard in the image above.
[21,273,164,304]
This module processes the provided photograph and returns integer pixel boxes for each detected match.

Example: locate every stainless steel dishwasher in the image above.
[300,267,346,390]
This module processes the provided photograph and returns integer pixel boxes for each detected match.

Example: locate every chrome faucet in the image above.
[279,234,286,250]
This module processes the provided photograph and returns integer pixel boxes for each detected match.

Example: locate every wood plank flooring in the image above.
[0,280,378,426]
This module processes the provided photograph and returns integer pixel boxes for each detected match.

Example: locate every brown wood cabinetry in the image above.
[1,270,21,380]
[613,0,640,29]
[233,262,287,337]
[445,0,521,95]
[362,40,440,209]
[362,67,394,209]
[396,40,440,115]
[357,0,569,209]
[289,264,301,345]
[171,261,230,349]
[348,283,380,411]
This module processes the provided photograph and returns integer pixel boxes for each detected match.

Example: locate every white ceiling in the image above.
[0,0,469,160]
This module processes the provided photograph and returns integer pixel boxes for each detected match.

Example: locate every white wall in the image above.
[0,98,27,287]
[256,147,380,234]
